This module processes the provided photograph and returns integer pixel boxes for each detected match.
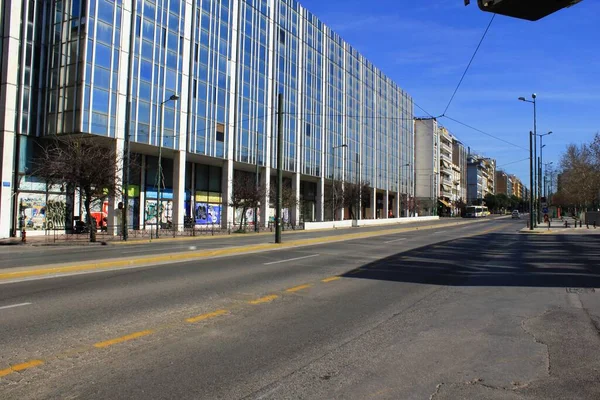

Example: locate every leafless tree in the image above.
[343,181,371,219]
[230,172,265,230]
[269,179,299,222]
[324,180,345,220]
[33,136,122,242]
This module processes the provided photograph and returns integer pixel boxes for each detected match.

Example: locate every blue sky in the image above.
[298,0,600,184]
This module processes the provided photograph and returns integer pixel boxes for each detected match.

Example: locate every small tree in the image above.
[324,180,345,220]
[343,181,371,219]
[34,136,122,242]
[269,182,299,224]
[230,172,264,231]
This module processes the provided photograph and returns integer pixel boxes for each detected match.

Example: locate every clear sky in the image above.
[298,0,600,185]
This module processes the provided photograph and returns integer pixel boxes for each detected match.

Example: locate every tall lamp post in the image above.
[519,94,537,225]
[331,143,347,221]
[156,94,179,238]
[539,131,552,201]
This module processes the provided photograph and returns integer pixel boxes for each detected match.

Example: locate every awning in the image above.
[439,198,452,208]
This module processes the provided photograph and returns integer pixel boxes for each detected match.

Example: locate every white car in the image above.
[511,210,520,219]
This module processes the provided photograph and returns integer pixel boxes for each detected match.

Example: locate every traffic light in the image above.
[468,0,583,21]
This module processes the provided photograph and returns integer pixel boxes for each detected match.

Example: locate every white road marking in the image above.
[384,237,407,244]
[263,254,320,265]
[0,302,32,310]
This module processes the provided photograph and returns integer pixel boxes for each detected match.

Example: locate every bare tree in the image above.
[324,180,345,220]
[34,136,122,242]
[230,172,265,230]
[343,181,371,219]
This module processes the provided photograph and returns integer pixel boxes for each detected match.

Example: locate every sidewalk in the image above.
[520,217,600,235]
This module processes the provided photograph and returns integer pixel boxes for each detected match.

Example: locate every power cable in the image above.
[442,14,495,116]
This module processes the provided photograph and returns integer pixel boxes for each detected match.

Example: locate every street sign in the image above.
[541,202,548,209]
[543,207,548,214]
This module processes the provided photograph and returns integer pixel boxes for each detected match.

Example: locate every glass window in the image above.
[92,88,110,113]
[138,100,150,124]
[169,13,179,32]
[140,60,152,81]
[144,1,156,19]
[96,20,113,44]
[141,39,154,60]
[97,0,114,23]
[91,112,108,134]
[94,65,111,88]
[143,18,154,40]
[139,81,151,100]
[94,43,112,68]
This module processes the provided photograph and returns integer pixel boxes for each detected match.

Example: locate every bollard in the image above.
[594,221,597,229]
[580,220,583,228]
[21,229,26,243]
[564,220,568,228]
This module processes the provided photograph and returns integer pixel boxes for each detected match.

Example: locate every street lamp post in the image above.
[539,131,551,202]
[519,94,537,225]
[331,143,347,221]
[156,94,179,238]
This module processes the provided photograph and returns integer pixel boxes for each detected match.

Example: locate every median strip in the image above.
[186,309,228,323]
[93,330,154,348]
[0,360,44,378]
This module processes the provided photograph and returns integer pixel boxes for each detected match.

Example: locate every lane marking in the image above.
[93,330,154,348]
[0,360,44,378]
[248,295,279,305]
[384,237,407,244]
[286,284,312,293]
[433,231,444,234]
[0,219,494,283]
[0,302,32,310]
[186,309,228,323]
[263,254,320,265]
[322,276,341,283]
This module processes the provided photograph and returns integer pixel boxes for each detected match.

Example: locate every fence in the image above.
[24,221,305,243]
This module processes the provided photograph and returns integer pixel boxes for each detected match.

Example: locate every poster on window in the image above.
[234,208,257,226]
[18,193,67,231]
[195,203,221,225]
[145,199,173,226]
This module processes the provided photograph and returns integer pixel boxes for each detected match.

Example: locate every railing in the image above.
[25,221,305,243]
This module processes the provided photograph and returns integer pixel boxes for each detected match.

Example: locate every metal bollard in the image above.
[21,229,26,243]
[580,220,583,228]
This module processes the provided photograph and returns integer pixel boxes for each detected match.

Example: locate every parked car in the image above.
[512,210,520,219]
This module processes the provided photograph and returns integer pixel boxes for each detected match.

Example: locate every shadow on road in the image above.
[343,233,600,288]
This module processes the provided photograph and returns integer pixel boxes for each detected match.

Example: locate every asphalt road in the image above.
[0,218,489,269]
[1,218,600,399]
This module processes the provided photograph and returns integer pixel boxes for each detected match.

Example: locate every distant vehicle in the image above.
[466,0,583,21]
[512,210,520,219]
[464,205,489,218]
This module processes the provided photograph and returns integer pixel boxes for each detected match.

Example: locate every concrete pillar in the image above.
[221,159,233,229]
[0,0,22,238]
[394,191,401,218]
[291,172,300,225]
[316,177,325,222]
[140,155,147,228]
[383,190,389,218]
[259,167,270,227]
[172,150,186,230]
[369,188,376,219]
[107,139,125,235]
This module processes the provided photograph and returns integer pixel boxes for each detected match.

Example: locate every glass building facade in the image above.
[0,0,415,237]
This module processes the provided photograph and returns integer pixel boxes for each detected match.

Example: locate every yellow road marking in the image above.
[186,309,228,323]
[0,218,493,282]
[286,284,312,292]
[0,360,44,378]
[248,295,279,304]
[93,330,154,348]
[321,276,341,283]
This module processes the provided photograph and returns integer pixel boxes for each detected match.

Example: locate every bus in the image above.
[464,205,489,218]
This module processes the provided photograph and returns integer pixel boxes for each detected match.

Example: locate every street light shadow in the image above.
[342,233,600,288]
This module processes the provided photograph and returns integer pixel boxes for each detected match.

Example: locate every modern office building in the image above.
[414,118,439,216]
[0,0,416,238]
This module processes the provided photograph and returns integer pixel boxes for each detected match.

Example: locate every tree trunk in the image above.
[84,192,96,243]
[240,207,247,231]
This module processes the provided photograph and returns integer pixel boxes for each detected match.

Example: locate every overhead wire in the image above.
[441,14,496,116]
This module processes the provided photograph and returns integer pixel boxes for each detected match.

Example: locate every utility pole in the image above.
[529,131,534,231]
[122,0,137,241]
[275,93,283,244]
